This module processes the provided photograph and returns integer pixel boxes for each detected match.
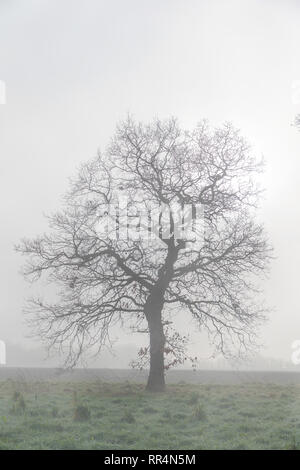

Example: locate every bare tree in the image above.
[16,117,271,391]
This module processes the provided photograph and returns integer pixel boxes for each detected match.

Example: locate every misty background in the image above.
[0,0,300,369]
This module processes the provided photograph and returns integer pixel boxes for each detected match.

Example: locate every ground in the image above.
[0,377,300,449]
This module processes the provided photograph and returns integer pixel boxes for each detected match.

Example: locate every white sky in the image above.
[0,0,300,364]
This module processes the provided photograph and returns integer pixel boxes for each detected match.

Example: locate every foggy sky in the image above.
[0,0,300,366]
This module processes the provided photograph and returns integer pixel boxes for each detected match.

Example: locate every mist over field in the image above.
[0,0,300,452]
[1,0,300,371]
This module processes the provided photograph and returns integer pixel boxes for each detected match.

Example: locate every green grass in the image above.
[0,379,300,449]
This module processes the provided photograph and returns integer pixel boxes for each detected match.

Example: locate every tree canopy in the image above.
[17,117,271,391]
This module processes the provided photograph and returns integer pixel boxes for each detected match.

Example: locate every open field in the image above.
[1,367,300,384]
[1,370,300,449]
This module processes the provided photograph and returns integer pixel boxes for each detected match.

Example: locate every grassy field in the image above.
[0,378,300,449]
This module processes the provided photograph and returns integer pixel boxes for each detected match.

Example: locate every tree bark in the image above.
[144,239,180,392]
[145,295,166,392]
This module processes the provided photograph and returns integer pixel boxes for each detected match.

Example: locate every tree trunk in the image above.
[145,302,166,392]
